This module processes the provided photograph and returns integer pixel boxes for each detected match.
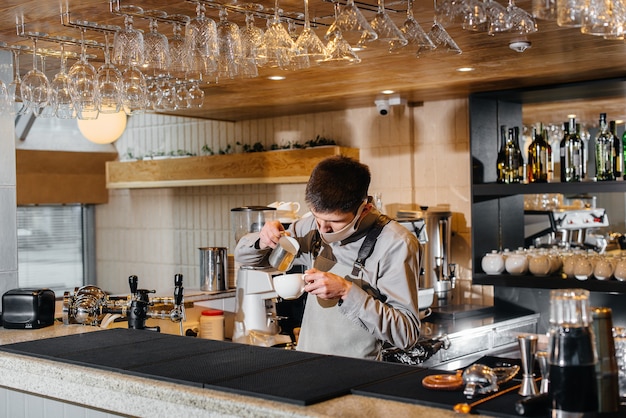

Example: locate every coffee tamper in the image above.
[518,334,539,397]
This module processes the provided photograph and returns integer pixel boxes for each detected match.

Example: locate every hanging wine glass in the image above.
[216,8,243,80]
[167,16,193,81]
[143,10,171,79]
[21,36,51,114]
[51,43,76,119]
[323,2,361,65]
[485,0,513,35]
[121,65,147,115]
[240,13,265,77]
[507,0,538,34]
[113,11,145,67]
[8,48,29,116]
[422,1,462,55]
[186,3,218,79]
[391,0,436,55]
[295,0,328,64]
[69,28,99,120]
[325,0,378,47]
[34,53,56,118]
[97,32,122,114]
[260,0,298,70]
[369,0,407,49]
[462,0,488,31]
[187,81,204,108]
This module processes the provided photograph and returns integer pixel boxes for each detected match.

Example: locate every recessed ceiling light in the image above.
[456,67,475,72]
[381,90,395,95]
[267,75,286,81]
[567,114,577,118]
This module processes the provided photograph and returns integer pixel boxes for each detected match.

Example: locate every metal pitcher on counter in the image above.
[199,247,228,292]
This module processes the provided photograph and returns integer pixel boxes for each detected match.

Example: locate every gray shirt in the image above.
[234,209,421,360]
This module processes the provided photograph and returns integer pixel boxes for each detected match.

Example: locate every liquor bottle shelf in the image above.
[472,181,626,197]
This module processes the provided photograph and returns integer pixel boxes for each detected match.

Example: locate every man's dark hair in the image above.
[305,155,370,214]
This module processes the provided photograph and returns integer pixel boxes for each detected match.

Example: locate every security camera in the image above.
[375,99,390,116]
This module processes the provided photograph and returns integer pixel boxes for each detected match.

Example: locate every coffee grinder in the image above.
[230,206,291,346]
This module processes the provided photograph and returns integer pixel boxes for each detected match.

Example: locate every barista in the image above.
[234,156,421,360]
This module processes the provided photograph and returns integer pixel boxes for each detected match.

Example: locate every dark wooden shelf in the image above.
[473,273,626,293]
[472,181,626,197]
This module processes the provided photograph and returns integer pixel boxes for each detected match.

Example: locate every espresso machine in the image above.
[230,206,292,347]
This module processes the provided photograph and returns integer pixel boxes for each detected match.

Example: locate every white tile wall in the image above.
[96,99,491,305]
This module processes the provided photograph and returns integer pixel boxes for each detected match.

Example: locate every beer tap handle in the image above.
[129,275,138,295]
[174,273,183,288]
[174,285,184,306]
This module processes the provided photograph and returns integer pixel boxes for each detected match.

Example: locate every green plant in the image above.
[303,135,336,148]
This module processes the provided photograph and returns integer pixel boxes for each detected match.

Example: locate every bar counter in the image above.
[0,323,463,418]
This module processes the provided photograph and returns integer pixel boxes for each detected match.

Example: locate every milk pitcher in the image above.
[547,288,598,417]
[199,247,228,292]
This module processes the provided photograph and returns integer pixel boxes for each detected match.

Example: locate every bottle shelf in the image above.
[473,273,626,293]
[472,180,626,197]
[105,146,359,189]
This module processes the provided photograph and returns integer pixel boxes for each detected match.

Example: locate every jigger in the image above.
[517,334,539,397]
[535,351,550,394]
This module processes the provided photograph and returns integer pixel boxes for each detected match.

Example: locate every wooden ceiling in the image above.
[2,0,626,123]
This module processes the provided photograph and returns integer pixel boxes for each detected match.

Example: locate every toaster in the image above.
[1,288,56,329]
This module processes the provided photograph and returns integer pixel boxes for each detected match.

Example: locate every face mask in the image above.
[319,201,367,244]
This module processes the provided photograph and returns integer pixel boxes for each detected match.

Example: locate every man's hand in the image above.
[258,220,286,249]
[303,268,352,301]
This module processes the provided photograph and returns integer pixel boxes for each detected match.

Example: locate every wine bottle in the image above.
[504,127,521,183]
[610,120,622,179]
[559,122,569,182]
[560,117,583,182]
[496,125,507,183]
[512,126,525,182]
[595,113,615,181]
[527,125,551,183]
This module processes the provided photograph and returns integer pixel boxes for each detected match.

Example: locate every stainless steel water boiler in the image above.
[421,206,453,291]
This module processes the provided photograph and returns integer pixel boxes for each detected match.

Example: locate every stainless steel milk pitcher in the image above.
[199,247,228,291]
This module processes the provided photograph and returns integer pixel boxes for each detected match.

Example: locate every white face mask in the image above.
[319,201,367,244]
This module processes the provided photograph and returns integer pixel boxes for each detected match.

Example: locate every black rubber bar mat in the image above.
[128,344,322,387]
[206,355,424,406]
[0,328,421,405]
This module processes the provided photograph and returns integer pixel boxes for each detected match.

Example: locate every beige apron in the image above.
[296,255,380,359]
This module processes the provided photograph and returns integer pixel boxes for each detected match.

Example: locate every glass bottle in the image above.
[610,120,622,179]
[512,126,525,182]
[560,117,583,182]
[559,122,569,182]
[504,127,522,183]
[548,289,598,417]
[496,125,507,183]
[527,125,551,183]
[595,113,615,181]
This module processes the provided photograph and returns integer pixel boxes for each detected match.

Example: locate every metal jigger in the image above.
[535,351,550,394]
[517,334,539,397]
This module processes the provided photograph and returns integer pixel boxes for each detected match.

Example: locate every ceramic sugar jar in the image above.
[615,257,626,281]
[528,251,551,277]
[593,255,615,281]
[481,250,505,275]
[574,253,595,281]
[505,250,528,275]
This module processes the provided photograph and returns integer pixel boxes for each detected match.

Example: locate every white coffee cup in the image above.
[273,273,306,300]
[277,201,300,213]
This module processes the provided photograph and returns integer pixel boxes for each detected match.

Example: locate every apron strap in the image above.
[351,214,392,277]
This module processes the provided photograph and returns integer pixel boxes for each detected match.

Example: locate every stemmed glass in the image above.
[21,37,50,115]
[216,8,243,79]
[462,0,488,31]
[369,0,407,48]
[143,11,171,79]
[240,13,265,77]
[391,0,436,55]
[69,28,99,120]
[507,0,538,34]
[261,0,297,70]
[295,0,328,64]
[0,80,10,115]
[8,48,29,116]
[121,65,147,115]
[187,81,204,108]
[113,11,145,67]
[51,44,76,119]
[34,53,56,118]
[97,33,123,113]
[186,3,218,79]
[325,0,378,47]
[422,3,462,56]
[323,2,361,65]
[167,16,192,81]
[581,0,624,38]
